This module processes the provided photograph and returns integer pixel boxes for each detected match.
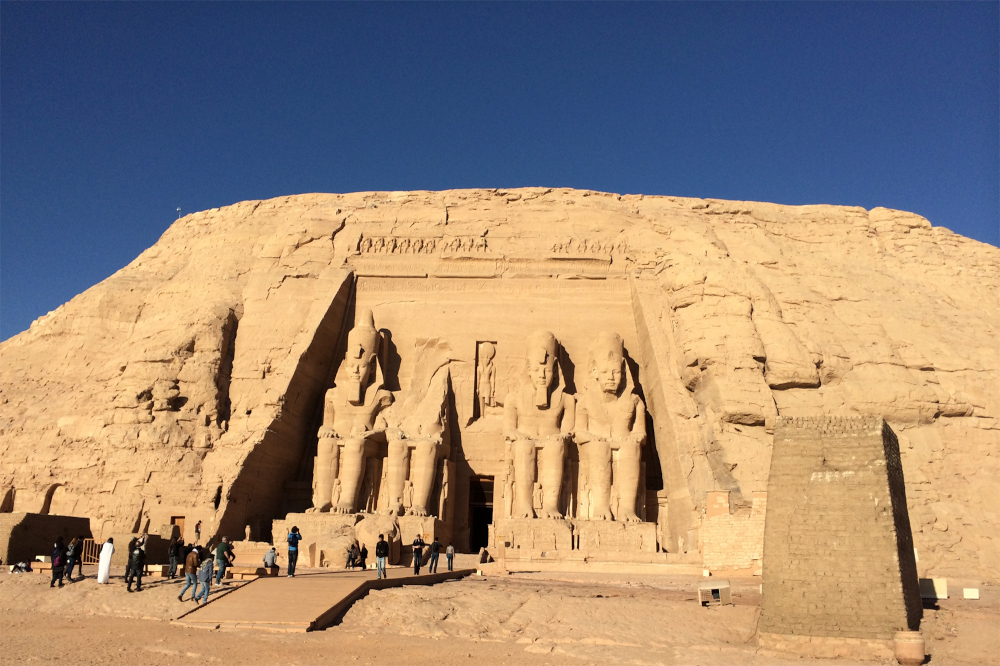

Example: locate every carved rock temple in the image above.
[1,189,997,579]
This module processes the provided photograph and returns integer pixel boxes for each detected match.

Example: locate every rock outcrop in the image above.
[1,189,996,579]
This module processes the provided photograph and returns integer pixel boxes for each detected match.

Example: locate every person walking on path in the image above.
[196,555,214,605]
[124,537,138,581]
[375,534,389,580]
[263,547,279,570]
[428,537,441,574]
[126,536,146,592]
[286,526,301,577]
[358,543,368,570]
[178,546,202,601]
[446,543,455,571]
[167,538,181,579]
[214,537,234,584]
[97,538,114,584]
[63,537,80,583]
[346,543,358,569]
[194,520,202,543]
[412,535,426,575]
[70,535,86,580]
[50,537,67,588]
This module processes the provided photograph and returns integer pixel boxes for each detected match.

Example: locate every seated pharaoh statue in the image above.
[575,332,647,522]
[311,309,393,514]
[503,330,576,520]
[381,339,452,517]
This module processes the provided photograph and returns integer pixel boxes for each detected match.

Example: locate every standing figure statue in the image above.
[503,330,575,519]
[575,331,647,522]
[311,309,393,514]
[477,342,497,418]
[381,339,452,517]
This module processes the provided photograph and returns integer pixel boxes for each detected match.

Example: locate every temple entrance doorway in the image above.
[469,476,494,552]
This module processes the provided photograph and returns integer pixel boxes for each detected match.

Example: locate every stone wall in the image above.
[699,490,765,574]
[760,416,922,655]
[0,513,92,565]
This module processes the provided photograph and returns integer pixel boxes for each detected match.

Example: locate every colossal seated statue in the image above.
[575,331,647,522]
[503,330,575,520]
[381,339,452,517]
[311,309,393,514]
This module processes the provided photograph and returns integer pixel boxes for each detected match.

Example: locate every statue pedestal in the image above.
[575,520,656,553]
[493,518,574,551]
[272,512,360,568]
[492,517,657,555]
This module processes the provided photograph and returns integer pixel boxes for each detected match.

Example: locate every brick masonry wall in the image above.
[700,491,766,573]
[760,416,922,641]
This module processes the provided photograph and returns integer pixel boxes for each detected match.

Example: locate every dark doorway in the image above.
[469,476,494,552]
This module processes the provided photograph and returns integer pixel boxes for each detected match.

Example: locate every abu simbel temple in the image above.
[2,188,997,585]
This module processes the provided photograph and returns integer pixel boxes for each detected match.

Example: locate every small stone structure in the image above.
[699,490,766,575]
[0,513,92,564]
[760,416,922,659]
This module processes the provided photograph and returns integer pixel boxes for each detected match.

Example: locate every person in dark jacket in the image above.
[70,534,86,579]
[428,537,441,574]
[124,537,138,580]
[358,544,368,570]
[126,536,147,592]
[167,538,180,579]
[195,556,214,605]
[375,534,389,579]
[412,536,426,575]
[50,537,67,588]
[346,543,358,569]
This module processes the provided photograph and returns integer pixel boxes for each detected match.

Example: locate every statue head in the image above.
[479,341,495,367]
[525,330,559,407]
[343,309,379,404]
[590,331,624,395]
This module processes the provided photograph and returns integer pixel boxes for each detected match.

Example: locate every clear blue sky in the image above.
[2,3,997,341]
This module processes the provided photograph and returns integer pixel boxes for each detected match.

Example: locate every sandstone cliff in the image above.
[1,189,996,579]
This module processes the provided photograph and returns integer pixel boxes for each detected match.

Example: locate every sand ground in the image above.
[1,565,996,666]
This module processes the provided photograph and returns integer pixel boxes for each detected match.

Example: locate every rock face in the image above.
[0,189,996,580]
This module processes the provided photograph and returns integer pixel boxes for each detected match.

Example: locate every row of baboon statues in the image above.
[309,310,647,522]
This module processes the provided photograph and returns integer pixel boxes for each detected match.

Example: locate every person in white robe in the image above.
[97,538,114,584]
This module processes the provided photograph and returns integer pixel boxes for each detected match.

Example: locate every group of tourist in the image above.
[410,536,453,574]
[47,535,87,588]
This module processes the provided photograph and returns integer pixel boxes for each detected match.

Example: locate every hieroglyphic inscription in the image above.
[359,235,489,255]
[551,238,628,255]
[357,277,629,296]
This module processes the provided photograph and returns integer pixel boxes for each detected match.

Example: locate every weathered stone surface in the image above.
[0,189,996,580]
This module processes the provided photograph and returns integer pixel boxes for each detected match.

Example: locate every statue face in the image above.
[592,355,623,394]
[527,345,556,390]
[343,338,375,404]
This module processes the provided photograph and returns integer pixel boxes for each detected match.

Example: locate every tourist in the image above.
[375,534,389,580]
[428,537,441,573]
[97,538,114,584]
[178,546,201,601]
[214,537,234,584]
[194,520,202,543]
[346,543,358,569]
[64,536,80,583]
[446,542,455,571]
[263,547,279,570]
[358,543,368,570]
[286,526,301,577]
[126,536,146,592]
[196,554,214,605]
[50,537,67,588]
[70,534,86,579]
[167,537,181,579]
[412,535,426,575]
[124,536,138,580]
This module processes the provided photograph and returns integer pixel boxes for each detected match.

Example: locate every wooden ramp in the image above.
[172,568,475,633]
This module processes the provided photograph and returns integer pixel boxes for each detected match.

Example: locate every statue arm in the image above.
[632,396,647,445]
[503,394,519,441]
[560,394,576,435]
[575,401,592,443]
[319,389,338,437]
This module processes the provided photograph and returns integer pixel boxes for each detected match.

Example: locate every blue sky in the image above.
[2,2,997,340]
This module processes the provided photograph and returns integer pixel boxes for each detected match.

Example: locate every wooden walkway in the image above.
[172,568,475,632]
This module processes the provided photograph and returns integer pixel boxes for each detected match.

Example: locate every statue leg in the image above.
[310,437,339,512]
[512,439,536,519]
[408,439,438,517]
[333,437,367,514]
[587,439,613,520]
[538,438,566,520]
[382,438,408,516]
[616,439,642,522]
